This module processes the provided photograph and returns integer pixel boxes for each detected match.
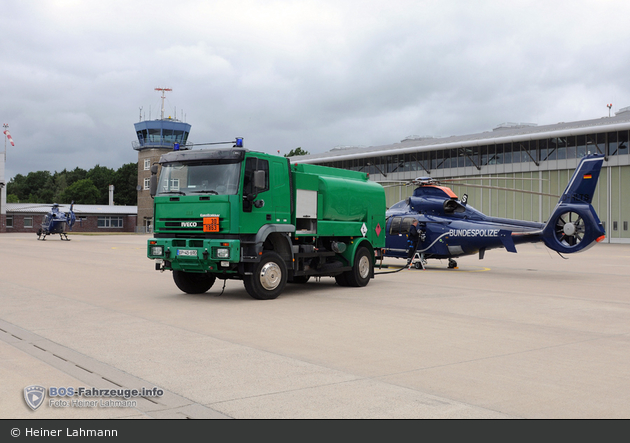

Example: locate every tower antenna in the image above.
[155,87,172,120]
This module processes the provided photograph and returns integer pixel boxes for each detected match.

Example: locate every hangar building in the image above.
[294,108,630,244]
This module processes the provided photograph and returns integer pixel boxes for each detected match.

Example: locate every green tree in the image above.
[6,163,136,206]
[65,167,88,186]
[24,171,52,201]
[284,147,310,157]
[112,162,138,206]
[87,165,115,204]
[7,171,53,202]
[51,173,68,203]
[60,178,100,204]
[6,174,26,201]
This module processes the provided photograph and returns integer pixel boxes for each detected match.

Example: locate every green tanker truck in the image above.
[146,144,386,300]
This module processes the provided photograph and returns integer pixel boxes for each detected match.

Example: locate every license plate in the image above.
[177,249,198,257]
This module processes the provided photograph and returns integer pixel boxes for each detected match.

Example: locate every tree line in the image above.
[6,163,137,206]
[5,149,309,206]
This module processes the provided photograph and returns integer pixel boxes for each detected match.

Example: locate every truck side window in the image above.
[389,217,402,235]
[243,158,269,195]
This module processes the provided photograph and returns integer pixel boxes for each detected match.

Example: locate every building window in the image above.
[6,215,13,228]
[98,216,124,228]
[624,221,628,231]
[24,216,33,228]
[613,221,618,231]
[144,178,151,190]
[144,159,151,170]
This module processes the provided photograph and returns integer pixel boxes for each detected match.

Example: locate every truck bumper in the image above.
[147,238,241,273]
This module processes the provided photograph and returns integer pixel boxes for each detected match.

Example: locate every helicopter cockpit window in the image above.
[400,217,415,234]
[389,217,402,235]
[389,217,416,235]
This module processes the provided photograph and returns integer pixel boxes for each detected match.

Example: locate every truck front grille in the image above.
[159,218,204,232]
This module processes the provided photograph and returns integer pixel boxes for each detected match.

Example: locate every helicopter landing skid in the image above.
[36,232,70,241]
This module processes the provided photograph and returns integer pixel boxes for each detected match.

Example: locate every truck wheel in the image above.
[173,271,216,294]
[334,273,349,286]
[243,251,287,300]
[344,246,372,287]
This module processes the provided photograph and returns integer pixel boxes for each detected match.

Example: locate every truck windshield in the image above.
[157,161,241,196]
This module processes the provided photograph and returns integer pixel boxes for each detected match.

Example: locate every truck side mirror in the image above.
[150,176,158,197]
[253,170,266,190]
[149,164,159,197]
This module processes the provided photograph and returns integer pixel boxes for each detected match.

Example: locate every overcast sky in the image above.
[2,0,629,180]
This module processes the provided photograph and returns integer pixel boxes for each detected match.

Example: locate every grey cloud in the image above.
[2,1,630,180]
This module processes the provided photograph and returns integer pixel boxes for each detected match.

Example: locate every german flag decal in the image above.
[583,174,592,179]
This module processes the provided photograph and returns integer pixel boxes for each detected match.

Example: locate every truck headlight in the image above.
[216,248,230,258]
[151,246,164,256]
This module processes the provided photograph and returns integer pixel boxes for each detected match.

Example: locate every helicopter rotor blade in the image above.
[447,182,559,198]
[438,176,548,182]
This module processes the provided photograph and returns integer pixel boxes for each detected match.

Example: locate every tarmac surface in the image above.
[1,232,629,419]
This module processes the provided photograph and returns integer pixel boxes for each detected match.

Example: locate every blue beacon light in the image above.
[235,137,243,148]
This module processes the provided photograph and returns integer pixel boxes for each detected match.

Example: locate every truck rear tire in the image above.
[243,251,287,300]
[173,271,216,294]
[344,246,372,287]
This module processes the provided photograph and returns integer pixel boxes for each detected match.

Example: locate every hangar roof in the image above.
[294,109,630,164]
[6,203,137,215]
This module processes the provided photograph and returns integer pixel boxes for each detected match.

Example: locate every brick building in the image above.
[2,203,137,234]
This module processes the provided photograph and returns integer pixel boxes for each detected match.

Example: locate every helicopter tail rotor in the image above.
[554,211,585,247]
[67,201,76,231]
[542,155,606,254]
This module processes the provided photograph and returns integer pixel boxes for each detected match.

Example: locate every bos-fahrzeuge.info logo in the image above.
[23,385,164,411]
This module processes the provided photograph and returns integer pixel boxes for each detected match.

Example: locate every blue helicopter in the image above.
[37,202,76,241]
[384,154,606,269]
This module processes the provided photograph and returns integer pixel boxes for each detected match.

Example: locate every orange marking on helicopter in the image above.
[426,185,458,199]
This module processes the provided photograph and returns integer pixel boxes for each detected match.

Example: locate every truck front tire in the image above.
[243,251,287,300]
[173,271,216,294]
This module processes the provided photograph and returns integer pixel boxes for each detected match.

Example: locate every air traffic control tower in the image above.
[133,88,191,232]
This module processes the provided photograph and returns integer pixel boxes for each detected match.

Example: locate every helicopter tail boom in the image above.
[541,154,606,254]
